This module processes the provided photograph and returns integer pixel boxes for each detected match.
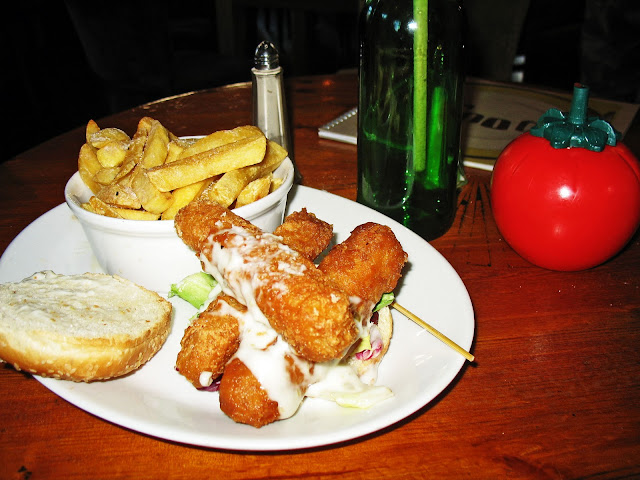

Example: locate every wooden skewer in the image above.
[392,302,475,362]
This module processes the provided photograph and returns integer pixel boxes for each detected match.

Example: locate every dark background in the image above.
[2,0,638,163]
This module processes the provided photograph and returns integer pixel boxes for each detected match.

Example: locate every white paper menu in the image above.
[318,78,639,171]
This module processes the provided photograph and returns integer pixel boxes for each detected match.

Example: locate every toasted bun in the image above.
[348,306,393,385]
[0,271,172,382]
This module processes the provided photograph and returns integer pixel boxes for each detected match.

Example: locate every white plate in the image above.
[0,185,474,451]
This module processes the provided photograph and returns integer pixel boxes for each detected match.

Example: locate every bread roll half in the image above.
[0,271,172,382]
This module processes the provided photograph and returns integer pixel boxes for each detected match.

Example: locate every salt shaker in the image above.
[252,41,301,182]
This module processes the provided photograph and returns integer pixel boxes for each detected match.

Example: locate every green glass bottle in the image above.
[357,0,464,241]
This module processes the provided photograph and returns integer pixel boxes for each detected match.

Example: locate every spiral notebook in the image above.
[318,79,639,171]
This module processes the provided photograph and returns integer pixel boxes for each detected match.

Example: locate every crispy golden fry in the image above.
[114,208,160,221]
[86,196,121,218]
[131,165,173,214]
[85,120,100,143]
[165,141,184,164]
[206,140,287,207]
[121,128,148,167]
[135,117,154,137]
[89,127,130,148]
[93,166,121,186]
[140,119,170,168]
[147,134,267,192]
[77,119,282,220]
[95,183,141,210]
[82,197,160,220]
[160,178,213,220]
[178,125,263,159]
[94,150,137,186]
[96,183,142,209]
[235,175,271,208]
[270,177,284,192]
[96,141,128,168]
[78,143,102,194]
[113,159,137,185]
[81,202,96,214]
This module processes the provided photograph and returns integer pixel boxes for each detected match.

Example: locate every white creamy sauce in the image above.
[352,360,380,386]
[305,363,393,408]
[199,371,213,387]
[199,226,393,419]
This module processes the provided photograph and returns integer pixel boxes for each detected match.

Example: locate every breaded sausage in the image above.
[218,351,312,428]
[319,222,407,318]
[274,208,333,261]
[219,358,280,428]
[175,198,262,254]
[175,200,358,363]
[175,294,243,388]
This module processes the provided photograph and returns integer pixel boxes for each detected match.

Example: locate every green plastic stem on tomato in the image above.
[529,83,621,152]
[567,84,588,126]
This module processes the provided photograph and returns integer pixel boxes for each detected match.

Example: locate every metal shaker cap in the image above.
[253,41,280,70]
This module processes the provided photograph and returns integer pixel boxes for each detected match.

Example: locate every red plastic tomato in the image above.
[491,116,640,270]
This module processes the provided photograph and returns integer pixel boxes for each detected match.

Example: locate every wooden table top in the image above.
[1,73,639,479]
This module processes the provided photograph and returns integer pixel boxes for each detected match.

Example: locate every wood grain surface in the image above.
[1,73,638,479]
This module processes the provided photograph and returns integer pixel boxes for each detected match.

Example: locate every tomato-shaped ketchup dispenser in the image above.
[490,84,640,271]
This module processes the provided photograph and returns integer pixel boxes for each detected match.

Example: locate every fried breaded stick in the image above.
[218,222,407,428]
[219,358,280,427]
[219,351,312,428]
[175,200,358,363]
[176,210,331,390]
[175,294,243,388]
[174,198,262,254]
[273,208,333,261]
[319,222,408,319]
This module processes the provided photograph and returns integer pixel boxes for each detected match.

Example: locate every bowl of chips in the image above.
[65,118,294,293]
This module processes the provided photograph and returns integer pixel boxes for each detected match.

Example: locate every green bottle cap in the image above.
[529,83,621,152]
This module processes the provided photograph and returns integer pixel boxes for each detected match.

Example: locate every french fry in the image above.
[83,197,160,220]
[165,141,185,164]
[178,125,263,159]
[206,139,287,207]
[95,183,141,210]
[85,120,100,143]
[89,127,130,149]
[96,141,128,168]
[147,134,267,192]
[112,158,137,185]
[76,118,285,220]
[270,177,284,193]
[93,166,121,186]
[81,202,97,214]
[87,196,122,218]
[140,119,170,168]
[131,165,173,214]
[136,117,154,136]
[235,175,272,208]
[120,133,147,171]
[160,178,213,220]
[115,208,161,221]
[78,143,102,194]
